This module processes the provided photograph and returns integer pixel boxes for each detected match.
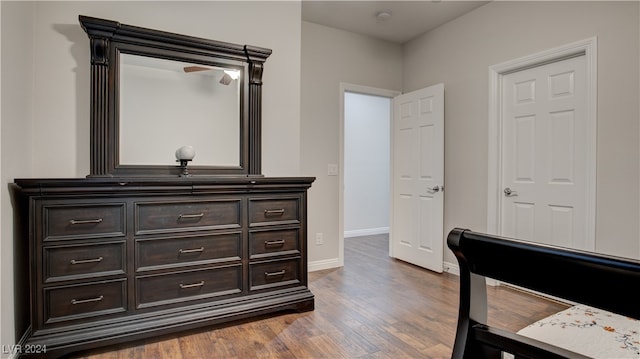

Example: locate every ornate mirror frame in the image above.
[79,15,271,177]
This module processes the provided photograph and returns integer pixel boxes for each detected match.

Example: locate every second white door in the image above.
[391,83,444,273]
[501,54,591,250]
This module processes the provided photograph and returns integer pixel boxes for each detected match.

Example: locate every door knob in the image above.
[504,187,518,197]
[427,185,441,194]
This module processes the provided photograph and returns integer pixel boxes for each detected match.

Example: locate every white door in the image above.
[501,55,590,249]
[391,84,444,272]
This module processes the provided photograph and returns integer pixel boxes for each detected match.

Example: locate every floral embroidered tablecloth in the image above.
[514,305,640,358]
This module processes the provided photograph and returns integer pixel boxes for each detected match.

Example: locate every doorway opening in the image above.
[339,84,400,266]
[344,92,391,237]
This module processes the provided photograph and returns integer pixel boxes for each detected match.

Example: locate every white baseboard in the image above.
[443,260,460,276]
[308,258,341,272]
[310,258,458,276]
[344,227,389,238]
[443,261,501,286]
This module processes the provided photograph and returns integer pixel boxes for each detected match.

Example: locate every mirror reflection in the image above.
[119,53,241,167]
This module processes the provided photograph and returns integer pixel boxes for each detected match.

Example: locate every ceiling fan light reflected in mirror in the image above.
[219,69,240,85]
[224,69,240,80]
[219,73,233,85]
[183,66,240,85]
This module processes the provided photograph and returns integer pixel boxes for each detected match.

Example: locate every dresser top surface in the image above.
[14,176,315,196]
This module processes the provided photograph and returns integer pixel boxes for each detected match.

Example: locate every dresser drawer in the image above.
[43,203,126,241]
[250,258,301,291]
[136,233,242,271]
[249,229,300,259]
[44,242,125,282]
[136,265,242,308]
[135,199,242,235]
[44,280,126,325]
[249,197,300,226]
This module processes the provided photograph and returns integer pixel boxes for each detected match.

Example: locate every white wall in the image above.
[1,2,35,357]
[403,1,640,263]
[0,1,301,353]
[344,92,390,237]
[301,21,403,269]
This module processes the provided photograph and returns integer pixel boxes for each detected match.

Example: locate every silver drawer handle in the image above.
[264,209,285,216]
[71,295,104,305]
[264,240,285,247]
[178,247,205,254]
[70,256,103,265]
[69,218,103,225]
[265,270,286,277]
[179,281,205,289]
[178,213,205,219]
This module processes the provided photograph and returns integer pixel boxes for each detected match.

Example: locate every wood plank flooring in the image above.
[69,234,567,358]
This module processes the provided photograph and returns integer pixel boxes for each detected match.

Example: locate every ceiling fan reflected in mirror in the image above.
[183,65,240,85]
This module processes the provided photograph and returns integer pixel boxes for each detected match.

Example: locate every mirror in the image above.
[119,54,241,167]
[80,15,271,177]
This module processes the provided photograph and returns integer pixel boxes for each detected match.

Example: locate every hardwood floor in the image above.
[70,234,567,358]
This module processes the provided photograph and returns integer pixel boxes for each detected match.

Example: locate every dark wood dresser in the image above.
[13,177,314,358]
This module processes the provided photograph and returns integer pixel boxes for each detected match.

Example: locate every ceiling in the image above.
[302,1,489,44]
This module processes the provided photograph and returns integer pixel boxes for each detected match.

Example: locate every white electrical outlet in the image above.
[315,233,324,245]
